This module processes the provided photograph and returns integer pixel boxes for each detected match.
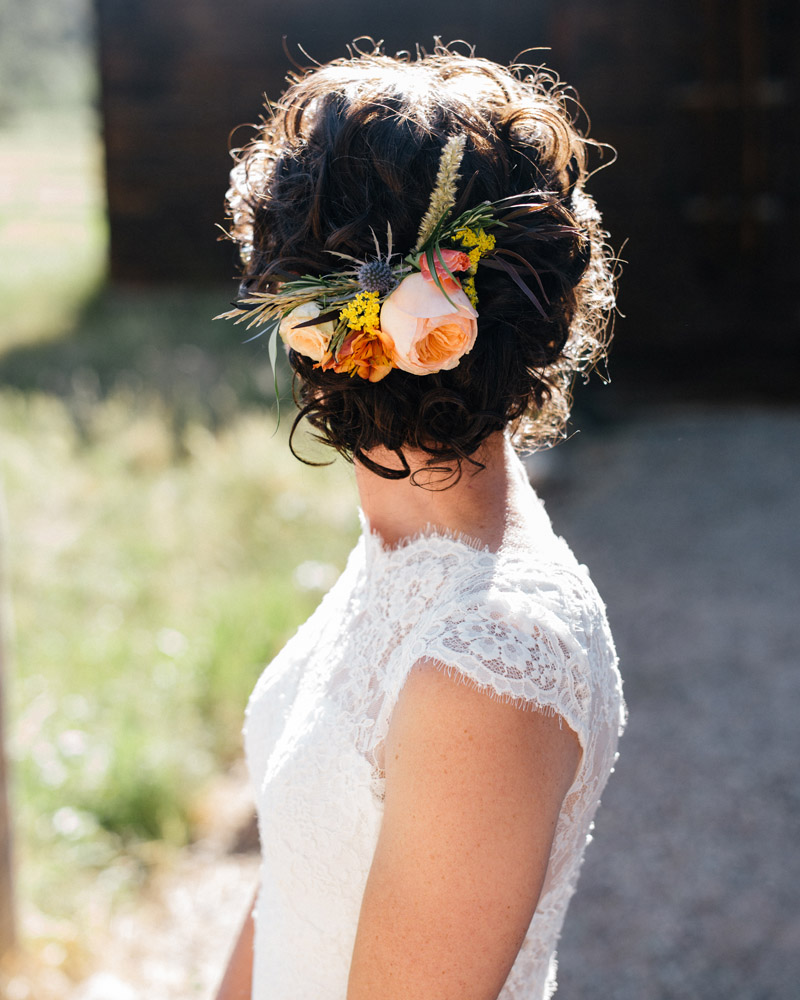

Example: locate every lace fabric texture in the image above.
[244,484,625,1000]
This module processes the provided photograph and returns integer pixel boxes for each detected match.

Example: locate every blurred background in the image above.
[0,1,798,998]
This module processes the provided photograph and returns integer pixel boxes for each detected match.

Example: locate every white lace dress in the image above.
[244,475,625,1000]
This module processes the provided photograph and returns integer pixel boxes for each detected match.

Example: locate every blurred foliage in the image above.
[0,94,359,927]
[0,0,96,119]
[0,284,293,435]
[0,110,106,357]
[2,389,357,916]
[0,108,289,420]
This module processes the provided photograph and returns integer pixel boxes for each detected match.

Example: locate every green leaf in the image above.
[435,245,460,286]
[425,247,460,311]
[266,317,282,430]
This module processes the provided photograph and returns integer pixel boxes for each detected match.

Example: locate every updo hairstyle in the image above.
[226,41,615,481]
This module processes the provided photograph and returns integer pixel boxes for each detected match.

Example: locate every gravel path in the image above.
[64,405,799,1000]
[540,406,800,1000]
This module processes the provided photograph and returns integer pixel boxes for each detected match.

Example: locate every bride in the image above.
[215,42,625,1000]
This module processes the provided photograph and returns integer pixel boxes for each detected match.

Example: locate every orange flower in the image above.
[320,328,395,382]
[419,249,472,291]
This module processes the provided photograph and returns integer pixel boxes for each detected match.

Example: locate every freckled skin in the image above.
[345,661,580,1000]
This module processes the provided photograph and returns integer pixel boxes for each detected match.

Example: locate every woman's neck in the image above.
[355,432,530,550]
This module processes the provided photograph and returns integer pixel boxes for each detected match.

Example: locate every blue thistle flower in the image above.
[357,260,397,295]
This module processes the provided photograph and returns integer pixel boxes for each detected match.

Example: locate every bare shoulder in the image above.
[346,660,581,1000]
[388,659,581,791]
[384,659,581,869]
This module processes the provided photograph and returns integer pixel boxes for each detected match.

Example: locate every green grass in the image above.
[0,110,359,922]
[2,391,357,913]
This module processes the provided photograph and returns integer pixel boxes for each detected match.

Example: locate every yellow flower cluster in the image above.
[339,291,381,331]
[462,276,478,308]
[455,228,497,275]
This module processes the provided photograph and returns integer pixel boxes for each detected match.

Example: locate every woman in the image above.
[216,42,625,1000]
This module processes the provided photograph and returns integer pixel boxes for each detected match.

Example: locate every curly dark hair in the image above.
[225,41,615,481]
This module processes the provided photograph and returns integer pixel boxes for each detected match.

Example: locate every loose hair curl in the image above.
[225,41,616,481]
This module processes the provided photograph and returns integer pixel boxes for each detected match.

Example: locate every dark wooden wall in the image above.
[96,0,800,388]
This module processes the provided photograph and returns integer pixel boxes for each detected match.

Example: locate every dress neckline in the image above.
[359,509,496,562]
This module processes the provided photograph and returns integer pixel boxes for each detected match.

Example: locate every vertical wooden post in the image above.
[0,479,16,957]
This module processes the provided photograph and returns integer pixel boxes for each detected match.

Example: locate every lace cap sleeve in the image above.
[393,587,593,750]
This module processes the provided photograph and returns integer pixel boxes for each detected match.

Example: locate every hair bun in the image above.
[225,43,615,481]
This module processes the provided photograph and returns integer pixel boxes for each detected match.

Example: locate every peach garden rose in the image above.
[379,272,478,375]
[279,302,335,362]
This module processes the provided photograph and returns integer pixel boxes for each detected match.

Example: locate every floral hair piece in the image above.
[218,135,550,383]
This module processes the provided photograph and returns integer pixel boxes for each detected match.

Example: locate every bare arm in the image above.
[346,661,581,1000]
[214,888,256,1000]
